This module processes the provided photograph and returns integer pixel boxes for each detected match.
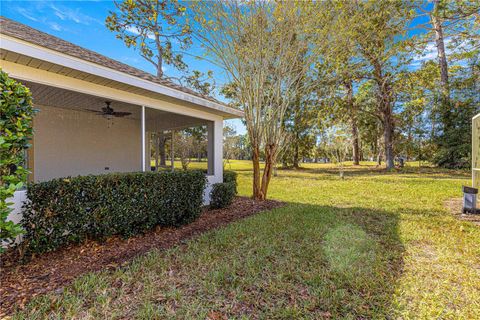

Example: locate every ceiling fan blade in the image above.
[84,108,103,114]
[113,112,132,117]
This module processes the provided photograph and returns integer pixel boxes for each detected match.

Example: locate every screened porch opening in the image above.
[17,79,217,182]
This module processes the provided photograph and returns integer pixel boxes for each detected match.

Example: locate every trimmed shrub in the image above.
[223,170,238,193]
[20,171,206,255]
[210,171,238,209]
[210,182,236,209]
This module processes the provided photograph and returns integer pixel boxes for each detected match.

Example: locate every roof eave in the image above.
[0,34,244,119]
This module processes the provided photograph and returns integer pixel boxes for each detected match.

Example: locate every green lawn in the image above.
[13,161,480,319]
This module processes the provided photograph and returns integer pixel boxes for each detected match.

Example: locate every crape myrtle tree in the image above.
[192,1,318,200]
[0,70,35,251]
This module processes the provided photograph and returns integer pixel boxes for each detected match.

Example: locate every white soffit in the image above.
[0,34,243,119]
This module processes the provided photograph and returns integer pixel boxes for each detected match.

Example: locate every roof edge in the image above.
[0,33,243,119]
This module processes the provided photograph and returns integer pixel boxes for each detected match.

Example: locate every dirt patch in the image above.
[444,198,480,226]
[0,197,284,316]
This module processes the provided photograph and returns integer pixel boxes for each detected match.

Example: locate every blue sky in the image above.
[1,1,439,135]
[0,0,246,133]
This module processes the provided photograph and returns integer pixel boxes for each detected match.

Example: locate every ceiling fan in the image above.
[85,101,132,118]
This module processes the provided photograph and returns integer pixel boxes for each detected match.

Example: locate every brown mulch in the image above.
[0,197,284,316]
[444,198,480,226]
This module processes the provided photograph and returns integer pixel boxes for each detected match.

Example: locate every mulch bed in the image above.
[444,198,480,226]
[0,197,284,316]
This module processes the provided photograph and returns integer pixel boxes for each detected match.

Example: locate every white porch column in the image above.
[171,130,175,171]
[204,119,223,205]
[141,105,146,172]
[207,119,223,179]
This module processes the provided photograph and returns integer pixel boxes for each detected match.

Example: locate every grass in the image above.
[12,161,480,319]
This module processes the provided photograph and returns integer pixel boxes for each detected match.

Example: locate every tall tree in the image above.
[106,1,215,167]
[106,0,192,79]
[355,80,384,164]
[336,0,413,169]
[417,0,479,105]
[415,0,480,167]
[311,1,365,165]
[281,101,317,169]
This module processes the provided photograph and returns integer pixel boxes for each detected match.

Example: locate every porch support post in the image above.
[207,119,223,178]
[171,130,175,171]
[141,105,146,172]
[207,122,214,175]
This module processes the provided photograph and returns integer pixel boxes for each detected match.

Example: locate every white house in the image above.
[0,17,243,222]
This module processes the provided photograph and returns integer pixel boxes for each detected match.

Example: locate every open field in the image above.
[12,161,480,319]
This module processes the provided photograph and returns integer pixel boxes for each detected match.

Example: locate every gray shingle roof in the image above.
[0,16,222,105]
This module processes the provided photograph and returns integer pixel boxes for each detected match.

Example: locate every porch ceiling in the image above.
[23,80,142,118]
[21,80,209,131]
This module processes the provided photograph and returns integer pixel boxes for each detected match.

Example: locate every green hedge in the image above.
[20,171,206,255]
[223,170,238,193]
[210,170,238,209]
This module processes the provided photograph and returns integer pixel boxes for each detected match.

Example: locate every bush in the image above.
[210,182,236,209]
[223,170,238,193]
[0,70,36,252]
[209,171,238,209]
[20,171,206,255]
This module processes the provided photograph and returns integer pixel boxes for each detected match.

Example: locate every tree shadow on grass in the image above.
[11,202,406,319]
[240,202,407,318]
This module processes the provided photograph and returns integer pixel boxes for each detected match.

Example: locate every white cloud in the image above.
[49,3,101,26]
[13,7,39,22]
[125,26,155,40]
[413,39,454,63]
[48,22,63,31]
[121,56,141,64]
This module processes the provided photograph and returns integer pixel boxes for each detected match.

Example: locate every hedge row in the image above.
[20,171,206,255]
[210,170,238,209]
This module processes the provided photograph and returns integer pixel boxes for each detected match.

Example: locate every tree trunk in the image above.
[352,119,360,166]
[377,153,382,166]
[252,146,262,200]
[432,0,453,143]
[155,133,159,171]
[372,60,395,170]
[259,144,276,200]
[293,140,299,169]
[407,127,412,161]
[383,112,395,170]
[345,80,360,165]
[432,0,450,104]
[159,132,166,166]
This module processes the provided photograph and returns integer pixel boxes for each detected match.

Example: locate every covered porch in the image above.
[21,80,220,183]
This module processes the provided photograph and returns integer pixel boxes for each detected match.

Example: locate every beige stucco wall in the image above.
[33,105,142,181]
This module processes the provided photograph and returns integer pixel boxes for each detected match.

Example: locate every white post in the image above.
[204,119,224,205]
[207,120,223,178]
[141,105,146,172]
[214,119,223,180]
[171,130,175,171]
[207,121,215,175]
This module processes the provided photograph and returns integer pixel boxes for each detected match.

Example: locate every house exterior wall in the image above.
[3,56,232,247]
[33,104,142,182]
